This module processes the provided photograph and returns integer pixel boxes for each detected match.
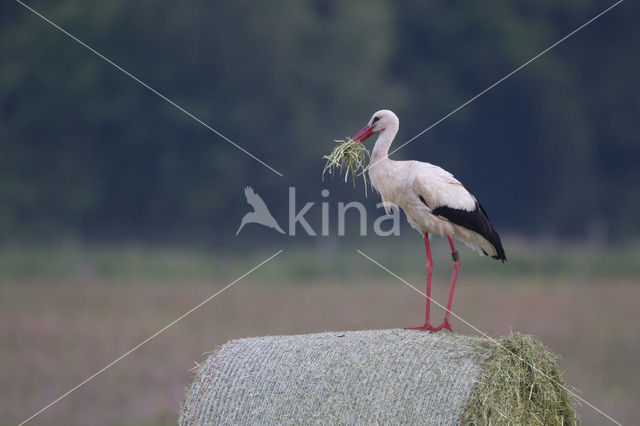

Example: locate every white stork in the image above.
[352,110,506,332]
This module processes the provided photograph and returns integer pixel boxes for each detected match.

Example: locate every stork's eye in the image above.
[373,116,380,123]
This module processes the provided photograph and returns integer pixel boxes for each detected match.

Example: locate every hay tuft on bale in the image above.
[179,329,577,425]
[463,333,577,425]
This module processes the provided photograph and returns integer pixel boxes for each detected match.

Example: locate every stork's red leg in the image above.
[431,235,460,333]
[406,233,434,331]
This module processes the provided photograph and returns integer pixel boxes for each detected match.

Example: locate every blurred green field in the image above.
[2,236,639,283]
[1,239,639,425]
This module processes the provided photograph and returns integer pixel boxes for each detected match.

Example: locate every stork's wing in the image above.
[244,186,270,212]
[411,165,476,212]
[431,202,506,261]
[412,166,506,261]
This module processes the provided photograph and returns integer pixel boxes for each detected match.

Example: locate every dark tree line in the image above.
[1,0,638,243]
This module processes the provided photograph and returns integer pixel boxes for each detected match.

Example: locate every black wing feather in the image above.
[422,196,507,262]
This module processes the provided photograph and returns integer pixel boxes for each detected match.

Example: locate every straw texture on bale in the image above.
[179,329,576,425]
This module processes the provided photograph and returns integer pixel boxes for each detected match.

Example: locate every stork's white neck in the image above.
[370,122,399,166]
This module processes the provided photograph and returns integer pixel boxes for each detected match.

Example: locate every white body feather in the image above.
[367,111,498,257]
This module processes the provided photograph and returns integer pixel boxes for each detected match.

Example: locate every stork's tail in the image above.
[488,228,507,262]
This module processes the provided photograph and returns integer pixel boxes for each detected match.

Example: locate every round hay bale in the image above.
[179,329,576,425]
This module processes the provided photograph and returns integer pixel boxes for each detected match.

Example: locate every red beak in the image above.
[352,124,375,142]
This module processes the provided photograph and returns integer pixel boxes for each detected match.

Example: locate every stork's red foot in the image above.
[405,323,434,331]
[430,321,453,333]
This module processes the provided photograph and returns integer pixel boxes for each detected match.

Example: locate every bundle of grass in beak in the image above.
[322,137,370,195]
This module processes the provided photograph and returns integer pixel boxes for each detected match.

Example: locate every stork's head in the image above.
[352,109,399,143]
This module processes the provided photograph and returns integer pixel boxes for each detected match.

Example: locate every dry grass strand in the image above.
[322,137,370,195]
[463,332,578,425]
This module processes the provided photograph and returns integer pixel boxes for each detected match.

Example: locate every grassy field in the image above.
[1,240,639,425]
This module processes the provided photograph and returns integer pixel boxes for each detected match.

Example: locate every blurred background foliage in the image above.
[0,0,638,244]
